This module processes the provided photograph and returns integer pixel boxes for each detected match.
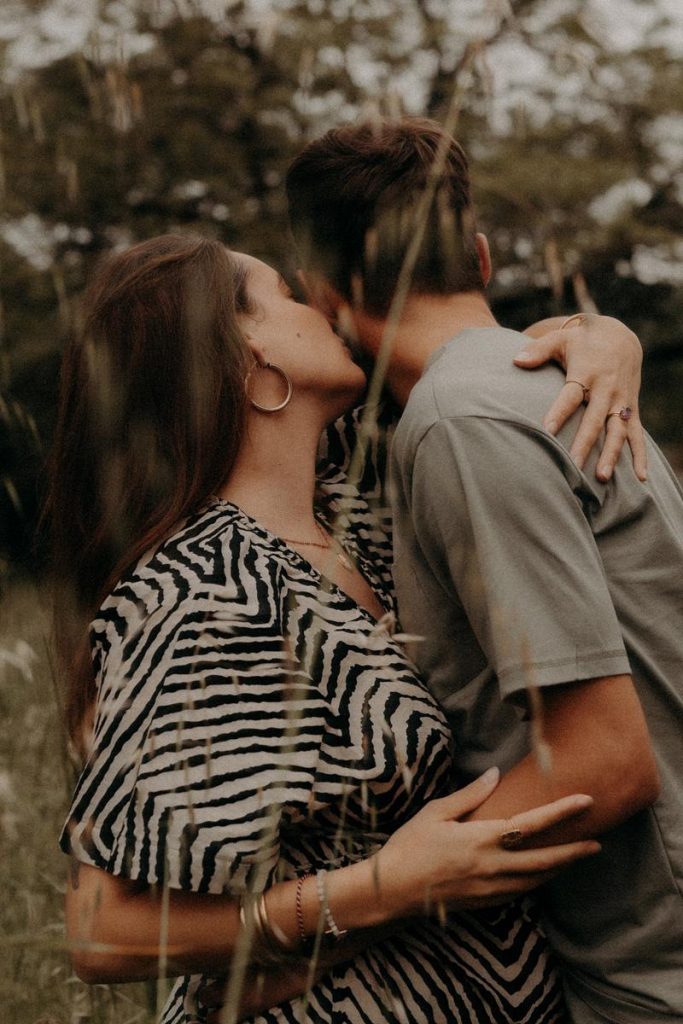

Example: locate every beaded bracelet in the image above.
[316,869,348,939]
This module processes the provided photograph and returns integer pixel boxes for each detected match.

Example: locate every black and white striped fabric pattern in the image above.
[61,405,565,1023]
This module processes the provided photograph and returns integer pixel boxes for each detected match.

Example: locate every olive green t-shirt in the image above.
[391,327,683,1023]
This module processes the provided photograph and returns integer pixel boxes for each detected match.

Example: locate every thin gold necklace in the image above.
[283,520,353,570]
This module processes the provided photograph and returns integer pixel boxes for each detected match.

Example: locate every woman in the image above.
[51,235,632,1024]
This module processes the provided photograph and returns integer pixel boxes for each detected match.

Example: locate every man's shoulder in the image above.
[395,326,565,459]
[427,326,565,420]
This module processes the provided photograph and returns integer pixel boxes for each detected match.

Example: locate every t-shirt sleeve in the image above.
[408,415,632,700]
[60,541,321,895]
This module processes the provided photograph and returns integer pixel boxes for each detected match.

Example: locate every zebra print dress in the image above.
[61,408,565,1024]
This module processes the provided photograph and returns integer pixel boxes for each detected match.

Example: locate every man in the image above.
[285,118,682,1023]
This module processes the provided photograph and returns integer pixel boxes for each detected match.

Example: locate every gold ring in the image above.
[559,313,588,331]
[566,379,590,403]
[606,406,633,423]
[500,820,524,850]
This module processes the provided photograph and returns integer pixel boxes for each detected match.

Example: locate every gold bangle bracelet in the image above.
[258,890,297,954]
[239,893,296,966]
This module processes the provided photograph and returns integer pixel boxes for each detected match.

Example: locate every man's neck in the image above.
[355,291,498,408]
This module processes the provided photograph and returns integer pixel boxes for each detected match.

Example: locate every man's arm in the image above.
[467,674,660,843]
[398,413,659,845]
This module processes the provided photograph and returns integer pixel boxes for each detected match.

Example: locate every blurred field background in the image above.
[1,1,682,1020]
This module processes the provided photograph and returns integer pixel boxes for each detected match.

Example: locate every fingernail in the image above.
[514,351,533,363]
[481,766,500,783]
[575,794,593,808]
[597,465,612,481]
[545,420,558,435]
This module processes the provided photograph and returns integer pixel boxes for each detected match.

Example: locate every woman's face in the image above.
[236,254,366,415]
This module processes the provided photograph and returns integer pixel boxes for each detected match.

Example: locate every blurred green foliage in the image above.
[0,6,681,1021]
[1,0,682,573]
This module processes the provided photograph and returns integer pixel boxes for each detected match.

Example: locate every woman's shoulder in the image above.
[91,502,278,660]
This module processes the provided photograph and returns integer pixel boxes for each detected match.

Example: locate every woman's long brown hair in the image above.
[44,234,253,754]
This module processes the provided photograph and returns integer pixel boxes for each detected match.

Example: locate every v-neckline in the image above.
[208,498,393,626]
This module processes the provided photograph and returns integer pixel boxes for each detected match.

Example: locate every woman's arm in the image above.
[66,770,598,985]
[515,313,646,481]
[66,860,392,983]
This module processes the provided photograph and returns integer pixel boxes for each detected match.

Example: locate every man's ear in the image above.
[296,269,343,323]
[475,233,492,287]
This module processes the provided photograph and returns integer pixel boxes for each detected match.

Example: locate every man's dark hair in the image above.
[285,117,484,316]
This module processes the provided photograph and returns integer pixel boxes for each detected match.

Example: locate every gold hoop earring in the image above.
[244,362,293,413]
